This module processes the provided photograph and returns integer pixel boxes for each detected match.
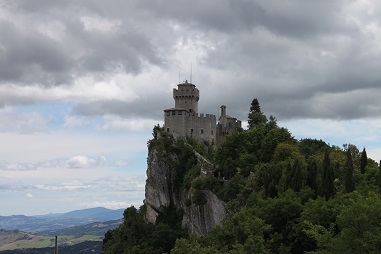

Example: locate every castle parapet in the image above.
[190,113,216,119]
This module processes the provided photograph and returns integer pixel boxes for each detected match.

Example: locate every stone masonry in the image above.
[164,81,241,144]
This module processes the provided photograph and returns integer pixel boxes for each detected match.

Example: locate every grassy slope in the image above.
[0,219,121,251]
[0,230,102,251]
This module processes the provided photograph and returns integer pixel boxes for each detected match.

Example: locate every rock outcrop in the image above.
[145,147,225,235]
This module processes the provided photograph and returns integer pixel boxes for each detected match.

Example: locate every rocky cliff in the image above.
[144,139,226,235]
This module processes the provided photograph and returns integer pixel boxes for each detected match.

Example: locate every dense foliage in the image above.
[104,99,381,253]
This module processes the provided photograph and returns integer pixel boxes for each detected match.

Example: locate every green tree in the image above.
[214,131,246,179]
[342,143,359,158]
[360,148,368,174]
[273,142,300,163]
[152,124,162,139]
[172,237,220,254]
[259,127,295,163]
[344,149,355,193]
[299,139,329,158]
[306,192,381,253]
[103,205,187,254]
[103,206,156,254]
[288,158,304,192]
[207,208,271,252]
[378,160,381,193]
[306,158,318,195]
[321,151,335,200]
[260,190,304,252]
[265,115,278,131]
[257,163,282,198]
[248,98,267,128]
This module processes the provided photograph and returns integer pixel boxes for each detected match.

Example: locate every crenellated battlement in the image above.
[192,113,216,119]
[164,110,216,119]
[173,87,199,99]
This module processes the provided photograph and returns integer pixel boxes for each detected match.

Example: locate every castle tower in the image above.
[173,80,199,114]
[163,81,241,145]
[220,105,227,127]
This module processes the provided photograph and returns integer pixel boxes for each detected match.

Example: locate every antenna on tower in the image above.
[190,63,193,83]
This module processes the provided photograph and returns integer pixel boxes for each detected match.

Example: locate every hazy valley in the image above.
[0,207,123,253]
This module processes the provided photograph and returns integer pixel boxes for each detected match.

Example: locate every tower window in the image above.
[172,111,175,115]
[191,129,193,134]
[211,130,214,135]
[167,128,170,132]
[201,129,204,134]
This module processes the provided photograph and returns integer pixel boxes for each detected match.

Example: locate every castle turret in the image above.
[173,80,199,113]
[220,105,227,127]
[217,105,242,145]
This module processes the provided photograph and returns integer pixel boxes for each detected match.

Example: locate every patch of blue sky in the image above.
[16,101,74,129]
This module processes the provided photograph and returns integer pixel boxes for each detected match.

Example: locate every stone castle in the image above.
[164,80,241,144]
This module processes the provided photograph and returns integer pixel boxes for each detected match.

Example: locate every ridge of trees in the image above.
[104,98,381,254]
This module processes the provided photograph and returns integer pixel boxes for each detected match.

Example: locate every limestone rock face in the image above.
[182,190,225,235]
[145,150,180,223]
[144,148,225,235]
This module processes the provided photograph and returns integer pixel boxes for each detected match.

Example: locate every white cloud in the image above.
[26,193,33,198]
[0,106,47,133]
[63,115,86,128]
[35,181,91,191]
[0,161,36,171]
[65,155,103,168]
[113,160,128,167]
[0,130,149,162]
[0,155,108,171]
[96,116,160,131]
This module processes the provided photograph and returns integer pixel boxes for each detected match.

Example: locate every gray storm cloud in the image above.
[1,0,380,120]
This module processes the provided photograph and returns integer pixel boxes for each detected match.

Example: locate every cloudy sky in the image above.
[1,0,381,215]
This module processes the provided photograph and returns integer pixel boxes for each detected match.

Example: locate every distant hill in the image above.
[39,219,122,237]
[58,207,124,220]
[0,219,121,253]
[0,207,124,232]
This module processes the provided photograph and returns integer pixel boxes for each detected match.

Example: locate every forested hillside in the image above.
[103,99,381,254]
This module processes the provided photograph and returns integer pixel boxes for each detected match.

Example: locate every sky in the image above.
[0,0,381,216]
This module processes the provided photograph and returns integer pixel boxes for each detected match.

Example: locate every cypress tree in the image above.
[344,149,355,193]
[360,148,368,174]
[250,98,261,113]
[306,158,318,195]
[291,158,303,192]
[321,150,335,200]
[248,98,267,128]
[284,161,293,191]
[378,160,381,193]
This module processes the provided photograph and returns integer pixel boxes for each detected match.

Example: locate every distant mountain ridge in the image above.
[0,207,124,233]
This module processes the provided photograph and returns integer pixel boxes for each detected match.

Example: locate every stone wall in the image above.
[164,110,217,143]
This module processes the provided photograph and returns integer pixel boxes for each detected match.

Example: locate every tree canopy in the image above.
[248,98,267,128]
[104,98,381,254]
